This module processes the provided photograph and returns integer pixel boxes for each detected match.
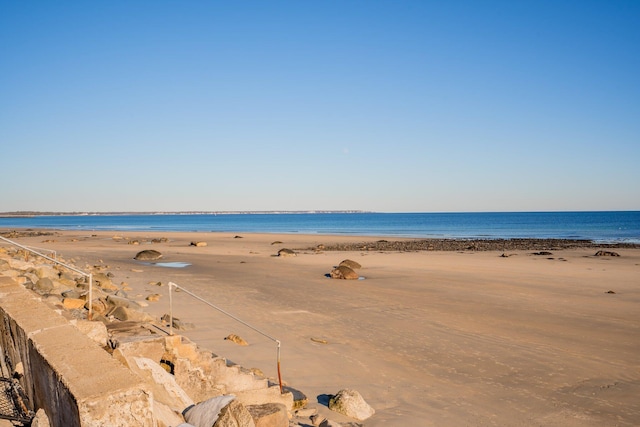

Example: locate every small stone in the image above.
[146,293,162,302]
[190,241,208,247]
[595,250,620,257]
[224,334,249,346]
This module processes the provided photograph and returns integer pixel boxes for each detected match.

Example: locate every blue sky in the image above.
[1,1,638,213]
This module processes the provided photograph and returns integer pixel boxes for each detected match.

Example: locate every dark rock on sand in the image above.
[277,248,296,257]
[134,249,163,261]
[308,238,639,252]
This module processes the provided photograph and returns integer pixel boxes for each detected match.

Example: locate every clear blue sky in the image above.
[1,1,638,213]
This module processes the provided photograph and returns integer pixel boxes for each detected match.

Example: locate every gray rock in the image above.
[134,249,163,261]
[183,395,236,427]
[277,249,296,257]
[35,277,54,293]
[328,389,374,421]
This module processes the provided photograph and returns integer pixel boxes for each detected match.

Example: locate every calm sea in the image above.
[1,211,639,243]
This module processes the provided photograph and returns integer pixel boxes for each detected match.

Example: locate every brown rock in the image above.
[595,250,620,257]
[214,400,256,427]
[277,248,296,257]
[190,241,208,247]
[146,294,162,302]
[63,298,86,310]
[339,259,362,269]
[329,266,359,280]
[224,334,249,346]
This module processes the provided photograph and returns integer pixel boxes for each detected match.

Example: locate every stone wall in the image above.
[0,276,154,427]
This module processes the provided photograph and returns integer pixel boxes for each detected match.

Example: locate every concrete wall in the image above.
[0,277,154,427]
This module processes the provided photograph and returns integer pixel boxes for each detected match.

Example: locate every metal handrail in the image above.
[168,281,284,393]
[0,236,94,319]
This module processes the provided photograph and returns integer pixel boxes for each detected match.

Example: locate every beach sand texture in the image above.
[6,231,640,426]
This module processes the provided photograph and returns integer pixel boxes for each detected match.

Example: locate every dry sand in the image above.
[6,230,640,426]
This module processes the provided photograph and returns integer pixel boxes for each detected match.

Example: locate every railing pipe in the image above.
[168,281,284,393]
[0,236,93,319]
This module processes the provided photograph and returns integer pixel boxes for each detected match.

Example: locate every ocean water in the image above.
[1,211,639,243]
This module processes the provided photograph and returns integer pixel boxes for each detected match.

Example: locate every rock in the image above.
[595,250,620,257]
[63,298,86,310]
[61,289,82,299]
[72,319,109,347]
[93,272,118,291]
[319,420,342,427]
[183,395,237,427]
[34,265,59,280]
[339,259,361,270]
[329,266,359,280]
[160,314,195,331]
[328,389,374,421]
[35,277,54,293]
[109,306,155,322]
[310,414,326,426]
[155,401,186,427]
[190,241,208,247]
[214,399,256,427]
[277,249,296,257]
[246,403,288,427]
[532,251,553,256]
[224,334,249,346]
[85,298,109,316]
[106,294,141,309]
[146,293,162,302]
[31,408,50,427]
[134,249,163,261]
[270,241,283,245]
[132,357,194,410]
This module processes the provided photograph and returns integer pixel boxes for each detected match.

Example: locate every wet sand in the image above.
[4,230,640,426]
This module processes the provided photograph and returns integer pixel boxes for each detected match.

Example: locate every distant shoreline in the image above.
[2,229,638,250]
[0,210,369,218]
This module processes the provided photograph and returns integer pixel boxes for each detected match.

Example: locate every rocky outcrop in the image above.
[0,243,308,427]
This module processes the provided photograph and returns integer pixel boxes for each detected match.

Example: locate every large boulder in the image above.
[182,395,236,427]
[328,389,374,421]
[277,249,296,257]
[329,266,359,280]
[134,250,163,261]
[339,259,361,270]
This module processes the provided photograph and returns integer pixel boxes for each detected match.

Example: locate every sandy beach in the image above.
[4,230,640,426]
